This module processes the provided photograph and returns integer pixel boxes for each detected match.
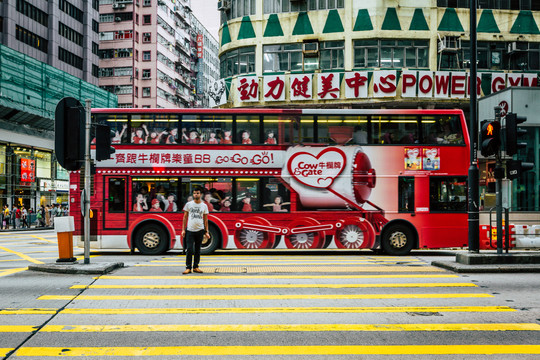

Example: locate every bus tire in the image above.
[201,223,221,255]
[134,224,169,255]
[381,223,415,256]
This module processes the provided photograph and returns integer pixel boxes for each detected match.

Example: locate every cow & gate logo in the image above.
[287,148,347,189]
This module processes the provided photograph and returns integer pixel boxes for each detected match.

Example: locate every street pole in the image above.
[84,99,92,264]
[468,0,479,252]
[494,106,503,254]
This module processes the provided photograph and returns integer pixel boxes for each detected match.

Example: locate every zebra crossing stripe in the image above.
[12,345,540,356]
[38,293,493,301]
[3,323,540,333]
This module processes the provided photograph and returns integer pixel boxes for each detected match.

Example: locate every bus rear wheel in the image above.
[381,223,415,256]
[135,224,169,255]
[200,223,221,255]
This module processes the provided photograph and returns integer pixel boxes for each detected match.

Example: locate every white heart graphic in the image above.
[287,148,347,189]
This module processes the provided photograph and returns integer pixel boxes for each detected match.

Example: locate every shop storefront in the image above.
[0,144,66,212]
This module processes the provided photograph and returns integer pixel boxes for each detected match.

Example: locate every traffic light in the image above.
[55,97,85,171]
[480,120,501,157]
[95,124,116,161]
[505,112,528,156]
[507,159,534,180]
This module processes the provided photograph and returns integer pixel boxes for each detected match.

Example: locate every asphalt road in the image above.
[0,230,539,359]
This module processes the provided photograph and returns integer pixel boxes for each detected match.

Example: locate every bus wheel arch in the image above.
[285,217,325,249]
[234,216,276,249]
[380,220,418,256]
[128,215,176,255]
[207,215,229,249]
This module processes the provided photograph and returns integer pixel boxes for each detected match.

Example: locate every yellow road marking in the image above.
[30,235,56,244]
[157,258,424,262]
[0,246,43,264]
[133,265,446,272]
[0,268,27,278]
[98,274,459,280]
[42,323,540,332]
[38,293,492,301]
[150,261,425,265]
[71,282,476,290]
[14,345,540,356]
[5,323,540,333]
[0,348,11,357]
[0,306,514,315]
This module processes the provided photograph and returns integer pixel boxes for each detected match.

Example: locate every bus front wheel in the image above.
[134,224,169,255]
[381,224,415,256]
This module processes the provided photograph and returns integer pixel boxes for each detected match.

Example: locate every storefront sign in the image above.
[20,159,35,182]
[40,179,53,191]
[229,71,539,104]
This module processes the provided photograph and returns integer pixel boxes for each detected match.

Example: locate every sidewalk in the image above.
[0,226,54,232]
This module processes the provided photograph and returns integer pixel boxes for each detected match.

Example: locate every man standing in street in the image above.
[181,188,209,274]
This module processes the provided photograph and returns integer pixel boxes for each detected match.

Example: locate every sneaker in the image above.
[193,268,203,273]
[183,269,191,274]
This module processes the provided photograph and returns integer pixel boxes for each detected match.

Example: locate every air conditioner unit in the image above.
[112,3,126,9]
[302,41,319,55]
[218,0,230,11]
[115,17,122,22]
[142,75,151,80]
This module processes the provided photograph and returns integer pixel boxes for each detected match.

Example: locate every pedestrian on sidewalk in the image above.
[14,205,21,229]
[181,187,209,275]
[21,206,29,228]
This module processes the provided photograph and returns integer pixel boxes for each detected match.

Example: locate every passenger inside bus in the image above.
[241,197,252,212]
[133,193,148,212]
[263,196,290,212]
[264,130,277,144]
[150,199,162,212]
[182,128,202,144]
[221,130,233,144]
[241,130,252,145]
[132,126,149,144]
[165,128,178,144]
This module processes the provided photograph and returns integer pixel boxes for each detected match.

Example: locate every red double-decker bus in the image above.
[72,108,470,255]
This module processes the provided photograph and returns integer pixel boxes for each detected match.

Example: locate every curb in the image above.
[431,260,540,273]
[28,262,124,275]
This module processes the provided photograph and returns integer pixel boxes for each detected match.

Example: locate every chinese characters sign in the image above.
[227,71,539,104]
[196,34,203,59]
[20,159,35,182]
[96,149,287,168]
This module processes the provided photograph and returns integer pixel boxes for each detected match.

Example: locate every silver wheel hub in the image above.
[294,233,309,244]
[341,225,364,247]
[244,230,261,244]
[389,231,407,248]
[142,231,160,248]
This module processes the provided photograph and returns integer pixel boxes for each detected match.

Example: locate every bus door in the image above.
[103,176,128,229]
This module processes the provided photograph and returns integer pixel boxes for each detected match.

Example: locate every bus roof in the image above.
[91,108,465,116]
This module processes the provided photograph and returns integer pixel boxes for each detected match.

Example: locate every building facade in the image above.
[0,0,116,212]
[215,0,539,108]
[191,15,220,108]
[0,0,101,85]
[98,0,219,108]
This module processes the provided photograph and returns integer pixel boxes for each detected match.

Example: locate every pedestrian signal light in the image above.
[480,120,501,157]
[505,112,528,156]
[507,159,534,180]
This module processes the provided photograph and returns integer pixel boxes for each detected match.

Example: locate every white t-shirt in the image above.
[183,201,208,232]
